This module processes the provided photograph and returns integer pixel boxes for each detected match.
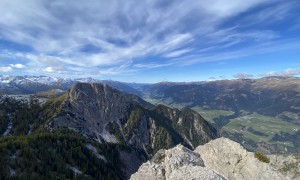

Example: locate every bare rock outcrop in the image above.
[195,137,286,180]
[130,144,225,180]
[132,138,287,180]
[268,154,300,180]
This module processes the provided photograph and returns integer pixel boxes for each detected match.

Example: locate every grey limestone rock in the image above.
[132,138,288,180]
[130,144,225,180]
[195,137,287,180]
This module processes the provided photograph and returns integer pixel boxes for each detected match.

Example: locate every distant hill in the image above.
[139,76,300,153]
[141,77,300,117]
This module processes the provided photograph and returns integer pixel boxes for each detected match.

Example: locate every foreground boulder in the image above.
[196,137,285,180]
[130,144,225,180]
[131,138,286,180]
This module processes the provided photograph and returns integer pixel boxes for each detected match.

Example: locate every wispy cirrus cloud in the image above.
[172,38,300,66]
[0,0,299,79]
[238,1,297,26]
[164,49,193,58]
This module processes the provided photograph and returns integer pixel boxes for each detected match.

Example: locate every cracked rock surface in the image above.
[195,137,286,180]
[130,144,225,180]
[268,154,300,180]
[132,138,287,180]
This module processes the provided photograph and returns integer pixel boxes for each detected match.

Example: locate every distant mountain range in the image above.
[0,75,141,96]
[141,76,300,117]
[1,75,300,153]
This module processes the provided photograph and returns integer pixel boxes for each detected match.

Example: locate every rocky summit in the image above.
[131,137,286,180]
[50,83,217,151]
[50,82,152,143]
[46,82,218,177]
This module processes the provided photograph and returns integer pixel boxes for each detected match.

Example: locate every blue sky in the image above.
[0,0,300,82]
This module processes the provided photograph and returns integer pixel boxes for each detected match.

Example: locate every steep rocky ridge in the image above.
[50,83,152,143]
[49,83,217,152]
[45,82,217,177]
[132,138,287,180]
[153,105,218,149]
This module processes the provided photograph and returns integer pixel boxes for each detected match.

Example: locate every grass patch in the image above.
[144,98,193,110]
[191,106,234,124]
[221,111,300,152]
[222,112,298,141]
[254,152,270,163]
[153,152,166,164]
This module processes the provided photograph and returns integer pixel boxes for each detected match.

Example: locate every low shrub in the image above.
[254,152,270,163]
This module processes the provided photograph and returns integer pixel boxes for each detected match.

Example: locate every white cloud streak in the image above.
[0,0,297,76]
[261,68,300,77]
[0,67,12,72]
[173,39,300,66]
[10,64,25,68]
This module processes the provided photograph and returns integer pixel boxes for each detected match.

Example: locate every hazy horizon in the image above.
[1,74,300,84]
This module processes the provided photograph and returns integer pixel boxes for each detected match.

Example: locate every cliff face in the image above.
[154,105,218,149]
[46,83,218,177]
[49,83,217,154]
[48,83,150,170]
[131,138,286,180]
[51,83,149,143]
